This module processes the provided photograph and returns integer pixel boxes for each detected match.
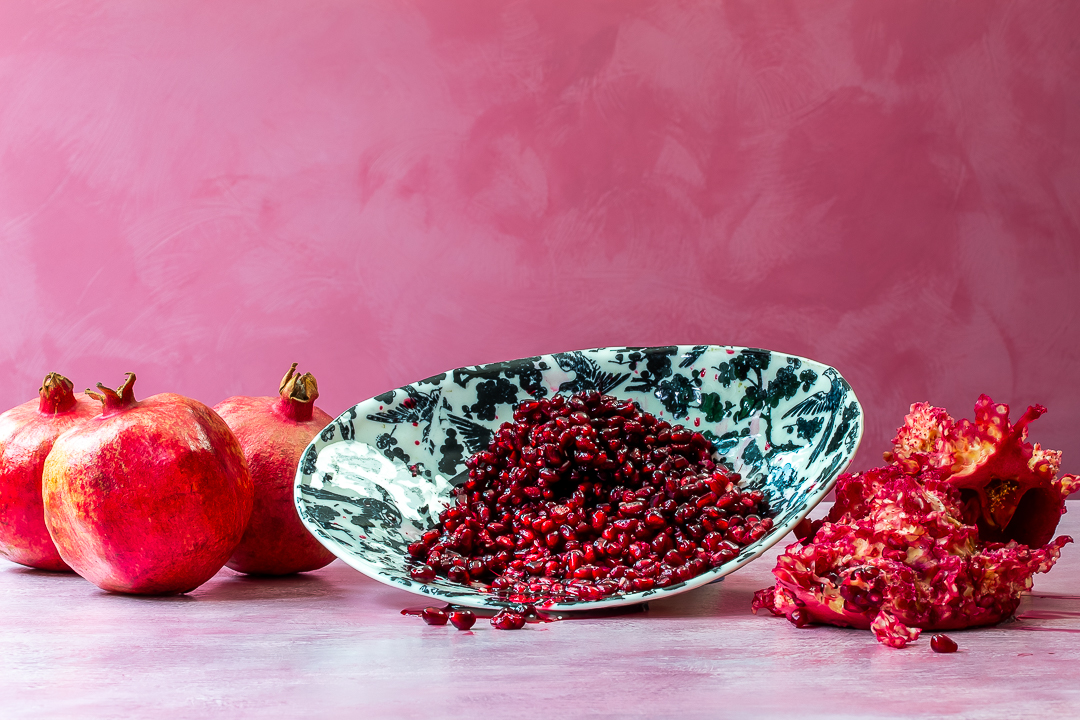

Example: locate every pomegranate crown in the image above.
[276,363,319,421]
[86,372,138,416]
[280,363,319,402]
[38,372,78,415]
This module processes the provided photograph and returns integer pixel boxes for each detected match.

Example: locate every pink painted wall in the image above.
[0,0,1077,473]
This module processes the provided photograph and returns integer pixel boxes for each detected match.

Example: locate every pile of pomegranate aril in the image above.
[407,391,774,605]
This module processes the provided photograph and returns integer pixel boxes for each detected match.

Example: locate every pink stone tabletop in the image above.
[2,503,1078,719]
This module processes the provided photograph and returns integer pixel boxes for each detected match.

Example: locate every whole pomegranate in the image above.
[0,374,97,571]
[42,373,253,594]
[214,363,336,575]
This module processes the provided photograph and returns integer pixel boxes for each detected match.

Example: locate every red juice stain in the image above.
[1017,593,1080,621]
[1009,626,1080,634]
[1017,610,1080,620]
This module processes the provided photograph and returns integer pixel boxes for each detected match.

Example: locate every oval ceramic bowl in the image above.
[294,346,863,610]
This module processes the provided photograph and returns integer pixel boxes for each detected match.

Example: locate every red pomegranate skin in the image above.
[214,363,336,575]
[42,373,253,594]
[0,374,97,571]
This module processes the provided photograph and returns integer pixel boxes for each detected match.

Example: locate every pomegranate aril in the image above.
[591,510,607,530]
[491,609,527,630]
[702,532,725,551]
[710,549,736,566]
[930,634,958,653]
[410,564,437,582]
[574,585,604,601]
[695,492,718,509]
[448,610,476,630]
[421,391,774,604]
[664,549,686,566]
[421,607,448,625]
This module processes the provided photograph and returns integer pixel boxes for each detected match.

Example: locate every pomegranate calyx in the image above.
[86,373,139,416]
[275,363,318,422]
[38,373,78,415]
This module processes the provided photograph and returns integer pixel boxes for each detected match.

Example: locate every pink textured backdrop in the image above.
[0,0,1077,473]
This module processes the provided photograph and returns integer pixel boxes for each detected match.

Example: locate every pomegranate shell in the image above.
[887,395,1080,546]
[754,394,1079,648]
[214,363,337,575]
[0,374,97,571]
[42,373,253,594]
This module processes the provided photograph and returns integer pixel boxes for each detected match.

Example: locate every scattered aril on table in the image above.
[930,634,958,653]
[421,607,448,625]
[449,610,476,630]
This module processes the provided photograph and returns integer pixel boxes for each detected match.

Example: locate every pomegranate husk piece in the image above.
[754,468,1070,647]
[0,374,98,571]
[214,363,336,575]
[42,373,253,594]
[887,395,1079,546]
[753,395,1078,648]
